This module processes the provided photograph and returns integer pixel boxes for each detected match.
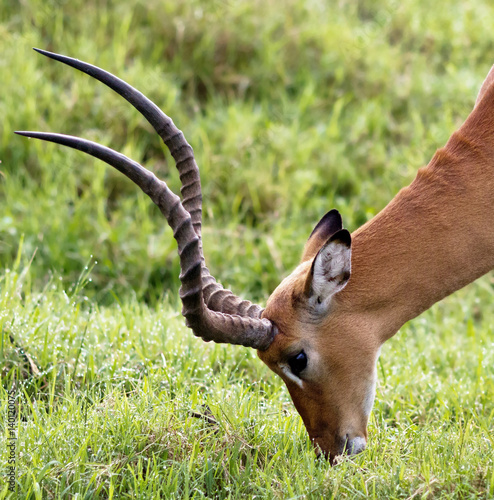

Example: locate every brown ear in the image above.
[301,209,343,262]
[475,64,494,108]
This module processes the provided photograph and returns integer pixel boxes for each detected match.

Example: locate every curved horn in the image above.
[15,131,276,350]
[32,48,263,319]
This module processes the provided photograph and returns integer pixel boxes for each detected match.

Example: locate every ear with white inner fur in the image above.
[304,229,351,312]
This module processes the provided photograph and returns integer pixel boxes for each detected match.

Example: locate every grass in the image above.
[1,0,494,497]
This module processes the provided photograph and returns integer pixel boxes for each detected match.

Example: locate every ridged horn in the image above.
[31,48,264,319]
[15,131,276,350]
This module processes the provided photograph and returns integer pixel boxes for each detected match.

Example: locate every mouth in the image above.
[311,436,334,464]
[314,446,337,466]
[312,435,366,465]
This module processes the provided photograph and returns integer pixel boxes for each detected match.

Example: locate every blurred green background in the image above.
[2,2,494,498]
[2,0,493,304]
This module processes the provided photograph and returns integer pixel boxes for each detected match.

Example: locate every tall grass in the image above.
[1,0,494,497]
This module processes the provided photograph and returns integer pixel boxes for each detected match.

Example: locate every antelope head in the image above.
[258,211,379,460]
[20,50,493,463]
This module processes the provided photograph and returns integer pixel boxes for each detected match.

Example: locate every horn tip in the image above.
[33,47,63,61]
[33,47,49,56]
[33,47,52,55]
[14,131,40,139]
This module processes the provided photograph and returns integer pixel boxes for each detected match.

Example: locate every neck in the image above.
[339,88,494,341]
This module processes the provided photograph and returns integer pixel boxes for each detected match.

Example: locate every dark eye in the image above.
[288,350,307,377]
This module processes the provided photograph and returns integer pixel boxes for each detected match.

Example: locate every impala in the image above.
[17,50,494,463]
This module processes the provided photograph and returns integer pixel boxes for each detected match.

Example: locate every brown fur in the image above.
[258,65,494,460]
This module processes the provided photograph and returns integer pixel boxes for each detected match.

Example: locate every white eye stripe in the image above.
[280,363,304,389]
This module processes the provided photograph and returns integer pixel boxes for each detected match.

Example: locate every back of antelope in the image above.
[17,50,494,463]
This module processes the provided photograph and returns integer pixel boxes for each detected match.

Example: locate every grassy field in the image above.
[1,0,494,498]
